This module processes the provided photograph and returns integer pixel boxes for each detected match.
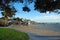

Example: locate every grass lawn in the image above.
[0,28,29,40]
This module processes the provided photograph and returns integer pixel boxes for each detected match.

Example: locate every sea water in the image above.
[26,23,60,40]
[28,23,60,32]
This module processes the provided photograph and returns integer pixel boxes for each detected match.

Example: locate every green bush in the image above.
[0,28,29,40]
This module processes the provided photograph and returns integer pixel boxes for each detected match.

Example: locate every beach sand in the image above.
[11,25,60,36]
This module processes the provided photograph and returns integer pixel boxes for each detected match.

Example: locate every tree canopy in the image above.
[0,0,60,13]
[34,0,60,13]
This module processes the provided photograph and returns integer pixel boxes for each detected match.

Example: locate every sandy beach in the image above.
[9,24,60,36]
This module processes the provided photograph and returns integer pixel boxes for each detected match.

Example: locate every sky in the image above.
[0,2,60,23]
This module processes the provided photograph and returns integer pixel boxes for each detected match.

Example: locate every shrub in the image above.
[0,28,29,40]
[0,19,11,27]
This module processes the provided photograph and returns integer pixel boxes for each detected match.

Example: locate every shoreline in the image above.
[12,25,60,36]
[0,25,60,36]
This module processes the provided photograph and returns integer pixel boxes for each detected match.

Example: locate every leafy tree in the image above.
[1,5,16,19]
[23,6,30,12]
[34,0,60,13]
[0,0,60,13]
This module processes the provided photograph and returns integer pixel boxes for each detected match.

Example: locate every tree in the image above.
[23,5,30,12]
[34,0,60,13]
[0,0,60,13]
[1,5,17,20]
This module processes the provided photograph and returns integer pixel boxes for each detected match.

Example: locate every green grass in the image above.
[0,28,29,40]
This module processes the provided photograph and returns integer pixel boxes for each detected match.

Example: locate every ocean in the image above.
[26,23,60,40]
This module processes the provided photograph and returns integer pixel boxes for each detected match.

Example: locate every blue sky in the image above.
[0,2,60,23]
